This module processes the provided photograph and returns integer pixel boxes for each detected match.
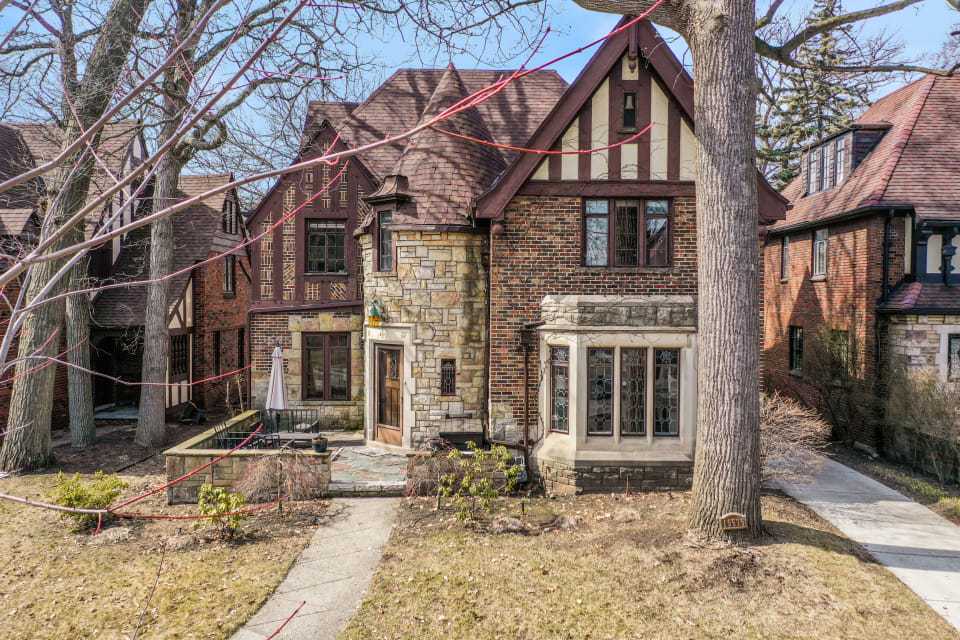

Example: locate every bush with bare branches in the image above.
[760,392,831,483]
[233,449,327,503]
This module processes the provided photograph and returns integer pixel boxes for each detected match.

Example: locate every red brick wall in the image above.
[192,250,252,412]
[489,195,699,434]
[763,214,907,447]
[0,276,69,432]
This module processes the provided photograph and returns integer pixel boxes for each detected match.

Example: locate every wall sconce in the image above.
[368,299,382,327]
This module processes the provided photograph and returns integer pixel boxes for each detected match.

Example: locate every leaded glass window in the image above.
[378,211,393,271]
[654,348,680,435]
[550,347,569,433]
[615,200,639,266]
[587,348,614,435]
[306,221,346,273]
[620,348,646,435]
[440,359,456,396]
[950,335,960,379]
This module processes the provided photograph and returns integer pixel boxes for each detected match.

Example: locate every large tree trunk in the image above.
[66,257,95,449]
[686,0,763,540]
[134,152,181,448]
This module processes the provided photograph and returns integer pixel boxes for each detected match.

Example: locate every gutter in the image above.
[766,204,914,238]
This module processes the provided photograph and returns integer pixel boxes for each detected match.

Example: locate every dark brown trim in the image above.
[578,97,592,181]
[637,67,652,181]
[667,101,681,181]
[519,181,695,198]
[607,61,621,182]
[548,139,561,181]
[302,331,352,401]
[581,196,673,268]
[766,204,915,237]
[383,223,483,233]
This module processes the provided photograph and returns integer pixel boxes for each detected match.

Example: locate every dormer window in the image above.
[836,137,846,183]
[807,134,851,195]
[622,92,637,131]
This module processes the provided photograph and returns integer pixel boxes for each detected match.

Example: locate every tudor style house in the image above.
[249,17,786,492]
[91,174,251,416]
[0,120,147,428]
[764,74,960,451]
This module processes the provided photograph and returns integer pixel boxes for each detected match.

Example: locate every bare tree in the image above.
[572,0,956,541]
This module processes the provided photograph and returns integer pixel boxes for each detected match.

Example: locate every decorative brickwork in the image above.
[361,231,487,449]
[260,213,273,299]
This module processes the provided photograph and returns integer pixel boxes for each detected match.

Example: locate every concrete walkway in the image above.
[775,457,960,632]
[231,497,398,640]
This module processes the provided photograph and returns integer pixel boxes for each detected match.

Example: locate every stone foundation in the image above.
[162,410,332,504]
[531,456,693,495]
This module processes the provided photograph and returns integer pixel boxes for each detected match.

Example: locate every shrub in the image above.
[195,484,247,538]
[760,392,831,483]
[46,471,129,526]
[439,441,520,522]
[233,450,326,502]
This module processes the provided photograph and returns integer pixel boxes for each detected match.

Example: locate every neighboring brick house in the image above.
[251,17,786,493]
[91,174,250,416]
[763,74,960,451]
[0,120,147,430]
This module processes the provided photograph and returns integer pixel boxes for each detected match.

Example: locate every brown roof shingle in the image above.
[880,281,960,313]
[775,75,960,231]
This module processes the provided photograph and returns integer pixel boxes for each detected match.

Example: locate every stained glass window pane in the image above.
[379,212,393,271]
[654,348,679,435]
[587,348,614,435]
[550,347,569,433]
[950,335,960,379]
[620,348,646,435]
[585,216,608,266]
[615,201,639,266]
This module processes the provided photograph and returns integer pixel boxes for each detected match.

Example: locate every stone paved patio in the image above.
[323,432,407,496]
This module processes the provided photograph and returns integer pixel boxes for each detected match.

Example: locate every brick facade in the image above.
[488,195,699,442]
[192,250,252,412]
[763,215,908,448]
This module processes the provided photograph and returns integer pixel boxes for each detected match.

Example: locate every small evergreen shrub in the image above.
[45,471,129,525]
[195,484,247,538]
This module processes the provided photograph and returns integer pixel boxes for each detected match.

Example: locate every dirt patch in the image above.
[339,490,958,640]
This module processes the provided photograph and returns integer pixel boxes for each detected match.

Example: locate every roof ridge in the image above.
[872,75,937,206]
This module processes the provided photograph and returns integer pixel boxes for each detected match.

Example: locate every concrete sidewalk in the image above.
[231,497,398,640]
[775,457,960,632]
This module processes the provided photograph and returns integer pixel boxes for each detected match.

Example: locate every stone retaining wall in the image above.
[531,457,693,495]
[162,410,332,504]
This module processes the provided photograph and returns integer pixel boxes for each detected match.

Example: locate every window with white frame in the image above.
[813,228,828,276]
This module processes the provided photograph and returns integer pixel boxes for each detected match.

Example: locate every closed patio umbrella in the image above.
[265,345,286,432]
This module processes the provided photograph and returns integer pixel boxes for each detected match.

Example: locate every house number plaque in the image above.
[719,512,748,531]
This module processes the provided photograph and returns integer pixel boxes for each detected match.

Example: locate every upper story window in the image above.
[823,142,835,191]
[584,199,670,268]
[789,325,803,373]
[812,228,828,277]
[306,220,346,273]
[622,92,637,131]
[835,137,846,183]
[377,211,393,272]
[223,254,236,293]
[807,134,848,195]
[780,236,789,280]
[221,200,240,235]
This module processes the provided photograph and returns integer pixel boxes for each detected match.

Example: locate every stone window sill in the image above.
[810,274,828,282]
[780,278,788,284]
[789,368,802,378]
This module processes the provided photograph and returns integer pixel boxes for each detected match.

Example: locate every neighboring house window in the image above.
[170,334,188,377]
[949,335,960,379]
[780,236,789,280]
[378,211,393,271]
[584,198,671,267]
[622,92,637,130]
[238,328,245,372]
[812,228,828,276]
[654,348,680,435]
[213,330,221,377]
[835,137,846,183]
[303,332,350,400]
[587,348,614,435]
[550,346,569,433]
[824,142,835,190]
[440,359,456,396]
[620,348,646,436]
[223,254,236,293]
[789,326,803,372]
[306,221,346,273]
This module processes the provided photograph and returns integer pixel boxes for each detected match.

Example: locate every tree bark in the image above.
[685,0,763,541]
[66,256,95,449]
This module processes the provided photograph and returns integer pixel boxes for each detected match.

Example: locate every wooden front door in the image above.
[375,345,403,446]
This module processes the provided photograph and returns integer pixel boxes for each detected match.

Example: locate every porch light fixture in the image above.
[368,299,382,327]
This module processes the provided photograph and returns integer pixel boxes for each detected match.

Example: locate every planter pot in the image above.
[311,438,328,453]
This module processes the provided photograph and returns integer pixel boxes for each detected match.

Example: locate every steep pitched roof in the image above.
[0,120,143,238]
[371,64,508,226]
[474,17,787,224]
[309,68,567,178]
[93,173,241,328]
[775,75,960,231]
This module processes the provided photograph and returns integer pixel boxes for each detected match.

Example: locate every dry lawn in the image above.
[340,491,958,640]
[0,472,323,640]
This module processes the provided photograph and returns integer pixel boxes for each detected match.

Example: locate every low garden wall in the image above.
[531,457,693,495]
[163,409,332,504]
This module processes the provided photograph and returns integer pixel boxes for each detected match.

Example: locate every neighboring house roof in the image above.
[879,281,960,314]
[0,120,144,239]
[93,173,242,328]
[775,75,960,231]
[474,17,788,224]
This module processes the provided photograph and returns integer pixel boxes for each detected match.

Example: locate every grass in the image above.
[339,491,958,640]
[0,473,321,639]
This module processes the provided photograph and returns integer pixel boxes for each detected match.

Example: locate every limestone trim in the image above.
[364,323,418,451]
